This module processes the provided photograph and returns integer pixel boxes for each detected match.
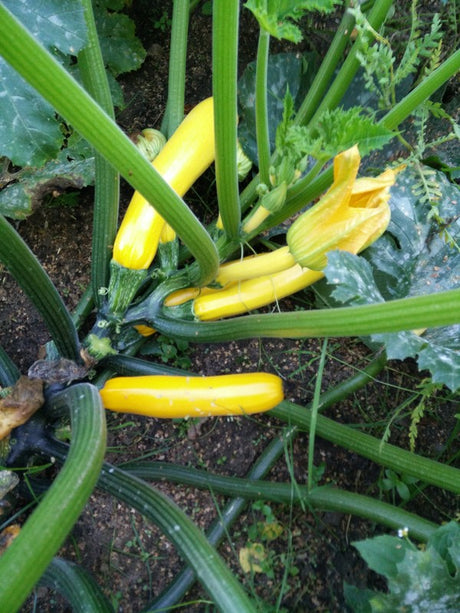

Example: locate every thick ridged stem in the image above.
[254,28,271,185]
[0,215,80,361]
[124,462,437,542]
[294,3,355,126]
[150,288,460,342]
[78,0,119,309]
[41,438,258,613]
[0,384,106,612]
[212,0,241,237]
[272,401,460,495]
[39,558,114,613]
[306,0,394,129]
[161,0,190,137]
[0,344,20,386]
[381,48,460,130]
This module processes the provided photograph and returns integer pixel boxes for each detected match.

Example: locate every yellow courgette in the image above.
[100,372,284,417]
[113,97,215,270]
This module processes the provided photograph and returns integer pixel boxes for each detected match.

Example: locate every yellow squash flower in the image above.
[287,144,395,270]
[164,145,398,321]
[216,144,397,286]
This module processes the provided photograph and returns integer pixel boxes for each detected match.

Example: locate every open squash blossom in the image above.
[100,373,284,418]
[164,145,399,321]
[287,144,395,270]
[215,144,397,286]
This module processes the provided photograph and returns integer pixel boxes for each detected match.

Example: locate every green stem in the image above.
[0,215,80,361]
[42,439,258,613]
[308,338,328,491]
[101,353,190,377]
[162,0,190,137]
[71,284,95,331]
[78,0,119,309]
[39,558,114,613]
[212,0,241,238]
[0,384,106,612]
[306,0,394,129]
[272,401,460,495]
[124,463,437,542]
[0,5,218,287]
[295,2,355,126]
[151,288,460,343]
[254,28,271,186]
[0,344,20,386]
[99,468,258,612]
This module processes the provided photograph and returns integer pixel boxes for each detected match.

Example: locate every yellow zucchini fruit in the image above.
[215,145,397,286]
[113,97,215,270]
[192,264,323,320]
[100,372,284,417]
[215,245,295,287]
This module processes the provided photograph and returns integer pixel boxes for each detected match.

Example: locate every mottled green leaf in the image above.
[0,0,145,167]
[346,522,460,612]
[0,61,64,167]
[238,52,318,163]
[3,0,87,56]
[0,0,88,167]
[318,167,460,390]
[0,135,95,219]
[364,168,460,301]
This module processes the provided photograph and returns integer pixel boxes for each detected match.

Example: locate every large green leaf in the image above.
[0,0,145,168]
[345,522,460,612]
[0,62,64,167]
[3,0,87,55]
[0,0,88,167]
[318,167,460,390]
[0,135,95,219]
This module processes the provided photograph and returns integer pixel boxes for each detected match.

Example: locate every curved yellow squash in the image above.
[113,97,215,270]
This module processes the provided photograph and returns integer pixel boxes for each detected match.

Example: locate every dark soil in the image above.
[0,2,458,612]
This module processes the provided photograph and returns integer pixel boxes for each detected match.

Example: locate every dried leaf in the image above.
[239,542,267,573]
[0,524,21,554]
[0,376,44,441]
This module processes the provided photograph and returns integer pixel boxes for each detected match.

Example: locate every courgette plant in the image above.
[0,1,459,611]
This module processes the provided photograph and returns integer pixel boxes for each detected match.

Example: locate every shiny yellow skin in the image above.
[133,324,156,337]
[164,285,222,307]
[241,204,271,235]
[193,264,323,320]
[164,146,397,321]
[215,246,295,287]
[113,97,215,269]
[100,373,284,417]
